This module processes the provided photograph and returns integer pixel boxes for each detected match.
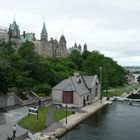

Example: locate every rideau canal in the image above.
[60,101,140,140]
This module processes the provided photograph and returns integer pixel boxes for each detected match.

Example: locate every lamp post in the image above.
[100,66,102,102]
[65,104,68,124]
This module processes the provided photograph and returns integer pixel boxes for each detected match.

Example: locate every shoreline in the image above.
[33,98,108,140]
[56,98,108,138]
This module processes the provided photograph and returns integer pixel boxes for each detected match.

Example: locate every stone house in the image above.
[52,73,101,108]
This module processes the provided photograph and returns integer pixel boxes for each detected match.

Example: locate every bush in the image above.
[34,83,52,96]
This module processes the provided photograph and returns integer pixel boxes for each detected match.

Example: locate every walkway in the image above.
[45,104,57,127]
[34,98,108,139]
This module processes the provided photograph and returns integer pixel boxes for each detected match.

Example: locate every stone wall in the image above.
[0,93,19,108]
[0,95,7,108]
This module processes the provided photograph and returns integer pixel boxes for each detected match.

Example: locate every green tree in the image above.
[0,67,8,94]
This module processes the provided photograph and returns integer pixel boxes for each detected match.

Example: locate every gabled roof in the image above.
[70,76,90,96]
[83,75,98,89]
[53,75,98,96]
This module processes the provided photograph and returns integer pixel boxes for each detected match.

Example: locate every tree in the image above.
[137,75,140,83]
[69,50,84,70]
[0,67,8,94]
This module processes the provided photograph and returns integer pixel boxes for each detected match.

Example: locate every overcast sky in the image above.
[0,0,140,66]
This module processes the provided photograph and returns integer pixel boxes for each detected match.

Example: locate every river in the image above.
[60,102,140,140]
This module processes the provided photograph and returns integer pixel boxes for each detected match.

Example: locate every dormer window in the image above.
[77,78,81,83]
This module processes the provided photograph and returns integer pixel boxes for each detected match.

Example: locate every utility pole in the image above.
[100,66,102,102]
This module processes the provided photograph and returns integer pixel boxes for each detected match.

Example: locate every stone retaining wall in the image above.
[0,93,19,108]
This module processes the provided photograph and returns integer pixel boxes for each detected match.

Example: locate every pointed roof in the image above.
[84,43,87,51]
[60,34,66,42]
[52,75,98,96]
[84,43,87,47]
[74,42,77,48]
[42,22,47,33]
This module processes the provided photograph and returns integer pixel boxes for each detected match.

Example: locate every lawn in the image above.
[103,83,140,97]
[103,90,123,97]
[54,108,72,121]
[18,107,48,133]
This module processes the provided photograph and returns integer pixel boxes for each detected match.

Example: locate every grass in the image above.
[18,107,48,133]
[54,109,72,121]
[37,93,47,97]
[103,83,140,97]
[103,90,123,97]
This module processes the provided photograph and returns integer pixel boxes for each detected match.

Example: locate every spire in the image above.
[41,21,48,41]
[78,44,82,51]
[74,42,77,48]
[84,43,87,51]
[42,22,47,33]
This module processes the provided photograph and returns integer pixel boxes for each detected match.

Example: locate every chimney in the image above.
[74,72,80,77]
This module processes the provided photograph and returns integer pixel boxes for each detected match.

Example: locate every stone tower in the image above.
[83,43,87,51]
[41,22,48,41]
[59,35,66,48]
[78,44,82,52]
[74,42,78,48]
[58,35,67,57]
[9,19,20,39]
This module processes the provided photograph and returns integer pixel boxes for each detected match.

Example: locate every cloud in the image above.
[0,0,140,66]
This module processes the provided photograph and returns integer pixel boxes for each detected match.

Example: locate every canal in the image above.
[60,102,140,140]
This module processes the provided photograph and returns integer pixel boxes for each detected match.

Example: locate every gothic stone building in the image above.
[8,20,68,58]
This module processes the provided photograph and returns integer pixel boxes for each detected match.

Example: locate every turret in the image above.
[9,19,20,39]
[74,42,77,48]
[83,43,87,51]
[41,22,48,41]
[59,35,66,48]
[78,44,82,52]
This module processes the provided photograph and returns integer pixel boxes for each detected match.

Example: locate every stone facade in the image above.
[0,93,19,108]
[0,27,8,41]
[69,42,88,54]
[52,73,101,108]
[7,20,68,58]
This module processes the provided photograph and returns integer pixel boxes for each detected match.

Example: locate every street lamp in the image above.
[65,104,68,124]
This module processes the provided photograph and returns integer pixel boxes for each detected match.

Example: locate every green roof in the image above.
[42,22,47,33]
[20,33,34,42]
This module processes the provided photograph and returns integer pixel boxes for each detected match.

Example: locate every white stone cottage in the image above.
[52,73,101,108]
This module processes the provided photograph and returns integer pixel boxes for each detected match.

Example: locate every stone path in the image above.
[45,104,58,127]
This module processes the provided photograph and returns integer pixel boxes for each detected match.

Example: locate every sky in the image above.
[0,0,140,66]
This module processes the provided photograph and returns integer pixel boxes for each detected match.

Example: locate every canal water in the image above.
[60,102,140,140]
